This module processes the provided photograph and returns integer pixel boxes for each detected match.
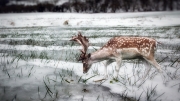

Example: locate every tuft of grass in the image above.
[82,75,97,84]
[43,78,53,98]
[91,66,100,75]
[28,66,34,77]
[136,92,143,101]
[39,51,48,60]
[30,51,38,59]
[26,39,37,46]
[145,84,158,101]
[59,72,65,83]
[170,58,180,67]
[0,34,8,38]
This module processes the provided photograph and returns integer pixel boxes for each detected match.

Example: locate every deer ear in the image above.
[88,53,91,58]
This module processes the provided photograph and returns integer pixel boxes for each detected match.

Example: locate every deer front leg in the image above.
[103,59,114,78]
[138,60,152,86]
[142,60,152,80]
[115,58,122,79]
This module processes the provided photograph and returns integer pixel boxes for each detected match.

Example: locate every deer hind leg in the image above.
[144,56,165,80]
[144,57,162,73]
[138,59,161,87]
[103,59,114,78]
[140,57,165,86]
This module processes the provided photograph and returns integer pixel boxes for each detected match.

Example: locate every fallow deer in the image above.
[70,32,162,81]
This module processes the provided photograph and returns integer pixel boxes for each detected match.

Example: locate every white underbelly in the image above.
[117,48,141,59]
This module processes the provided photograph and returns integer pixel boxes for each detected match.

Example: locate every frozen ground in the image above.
[0,11,180,101]
[0,11,180,28]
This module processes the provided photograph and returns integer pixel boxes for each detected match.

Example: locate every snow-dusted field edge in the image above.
[0,11,180,28]
[0,12,180,101]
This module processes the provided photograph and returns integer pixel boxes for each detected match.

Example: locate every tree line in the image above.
[0,0,179,13]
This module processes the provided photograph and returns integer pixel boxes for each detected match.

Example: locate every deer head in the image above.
[70,32,91,73]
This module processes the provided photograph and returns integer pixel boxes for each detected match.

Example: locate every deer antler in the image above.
[70,32,89,61]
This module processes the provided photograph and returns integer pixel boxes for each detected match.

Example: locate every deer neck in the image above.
[90,47,113,63]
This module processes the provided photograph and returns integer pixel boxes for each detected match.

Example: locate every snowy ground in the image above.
[0,11,180,28]
[0,11,180,101]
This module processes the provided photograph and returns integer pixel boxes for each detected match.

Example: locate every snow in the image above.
[7,0,70,6]
[56,0,69,5]
[0,11,180,28]
[0,44,100,51]
[0,11,180,101]
[7,1,37,6]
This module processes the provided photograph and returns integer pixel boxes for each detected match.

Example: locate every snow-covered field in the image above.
[0,11,180,28]
[0,11,180,101]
